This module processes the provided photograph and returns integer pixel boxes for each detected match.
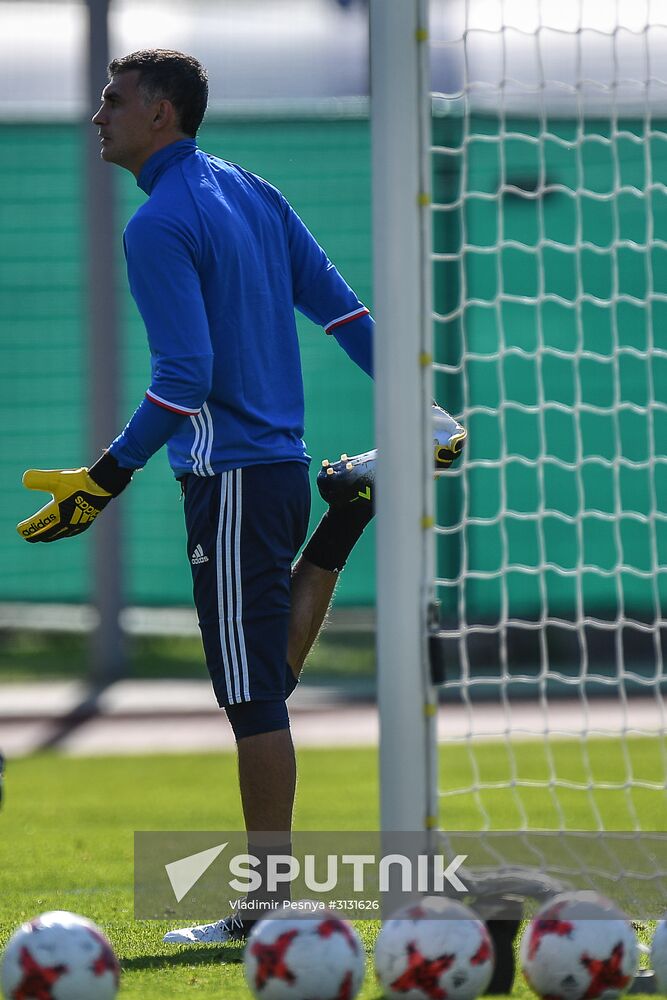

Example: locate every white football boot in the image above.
[163,912,249,944]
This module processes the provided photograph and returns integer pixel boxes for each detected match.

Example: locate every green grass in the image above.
[0,742,662,998]
[0,750,379,999]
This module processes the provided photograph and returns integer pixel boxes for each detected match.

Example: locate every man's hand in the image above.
[17,468,113,543]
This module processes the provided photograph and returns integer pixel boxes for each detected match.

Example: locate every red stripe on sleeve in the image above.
[325,307,370,335]
[145,391,200,416]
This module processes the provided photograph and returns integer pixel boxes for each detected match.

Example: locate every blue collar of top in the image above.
[137,138,197,195]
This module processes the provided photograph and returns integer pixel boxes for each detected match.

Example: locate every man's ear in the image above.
[152,99,175,130]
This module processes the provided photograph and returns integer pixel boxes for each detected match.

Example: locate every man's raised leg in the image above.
[284,400,468,682]
[286,494,374,681]
[287,557,338,676]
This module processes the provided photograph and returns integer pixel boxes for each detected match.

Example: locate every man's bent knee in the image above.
[225,699,289,741]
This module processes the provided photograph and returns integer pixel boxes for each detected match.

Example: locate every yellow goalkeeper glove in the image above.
[17,454,133,543]
[432,401,467,469]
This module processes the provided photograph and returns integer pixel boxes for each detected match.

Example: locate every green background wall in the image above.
[2,113,665,625]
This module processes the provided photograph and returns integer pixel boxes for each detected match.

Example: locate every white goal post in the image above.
[371,0,438,833]
[372,0,667,843]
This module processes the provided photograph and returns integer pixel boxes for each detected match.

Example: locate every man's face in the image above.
[92,70,160,175]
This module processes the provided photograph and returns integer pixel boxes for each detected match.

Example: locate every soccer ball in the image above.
[650,916,667,994]
[243,908,365,1000]
[520,891,638,1000]
[374,897,495,1000]
[1,910,120,1000]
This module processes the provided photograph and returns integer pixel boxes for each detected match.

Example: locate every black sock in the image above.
[486,918,521,994]
[301,502,374,572]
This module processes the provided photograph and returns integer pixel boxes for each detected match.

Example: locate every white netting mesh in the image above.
[429,0,667,833]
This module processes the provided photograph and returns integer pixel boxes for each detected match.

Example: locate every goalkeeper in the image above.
[17,51,466,943]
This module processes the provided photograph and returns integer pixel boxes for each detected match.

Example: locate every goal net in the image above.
[372,0,667,880]
[430,0,667,837]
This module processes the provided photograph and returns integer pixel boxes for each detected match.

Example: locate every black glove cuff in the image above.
[88,451,134,497]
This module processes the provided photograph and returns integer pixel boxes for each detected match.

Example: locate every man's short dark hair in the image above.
[108,49,208,137]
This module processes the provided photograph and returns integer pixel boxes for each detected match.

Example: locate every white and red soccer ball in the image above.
[650,916,667,994]
[1,910,120,1000]
[520,891,638,1000]
[374,897,495,1000]
[243,909,365,1000]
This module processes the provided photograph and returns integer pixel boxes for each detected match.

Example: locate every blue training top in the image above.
[108,139,374,478]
